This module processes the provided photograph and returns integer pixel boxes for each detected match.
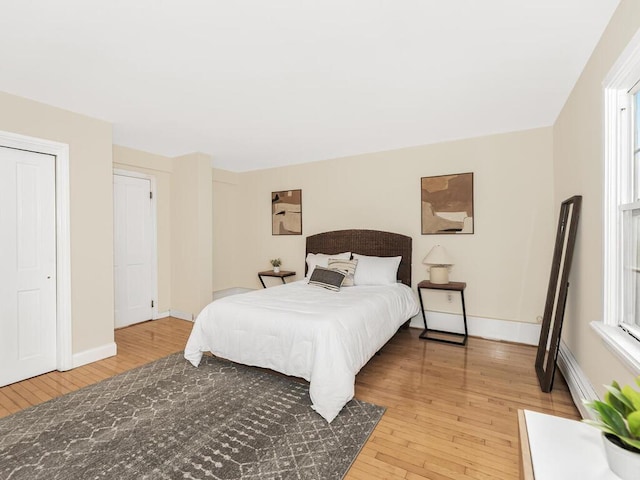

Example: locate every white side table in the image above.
[518,409,618,479]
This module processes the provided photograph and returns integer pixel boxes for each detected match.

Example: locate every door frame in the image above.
[113,169,159,321]
[0,130,72,371]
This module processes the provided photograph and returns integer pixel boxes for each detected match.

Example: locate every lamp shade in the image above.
[422,245,454,266]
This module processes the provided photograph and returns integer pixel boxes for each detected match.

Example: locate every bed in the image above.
[184,229,419,422]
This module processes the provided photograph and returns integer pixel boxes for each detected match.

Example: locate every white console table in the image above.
[518,409,619,479]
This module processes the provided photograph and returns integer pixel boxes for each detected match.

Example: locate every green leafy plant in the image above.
[270,258,282,267]
[583,377,640,452]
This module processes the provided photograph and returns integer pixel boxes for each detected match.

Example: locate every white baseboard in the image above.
[170,310,194,321]
[410,310,542,345]
[155,310,170,319]
[212,287,254,301]
[72,342,117,369]
[557,340,599,419]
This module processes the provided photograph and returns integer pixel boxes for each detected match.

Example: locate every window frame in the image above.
[595,29,640,375]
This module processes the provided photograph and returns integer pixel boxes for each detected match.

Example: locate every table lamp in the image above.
[423,245,454,284]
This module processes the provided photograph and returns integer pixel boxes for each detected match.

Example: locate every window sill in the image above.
[591,321,640,375]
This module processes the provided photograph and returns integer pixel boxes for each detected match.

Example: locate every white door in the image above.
[0,147,56,387]
[114,174,153,328]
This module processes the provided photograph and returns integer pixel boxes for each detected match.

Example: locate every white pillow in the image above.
[352,254,401,286]
[305,252,351,278]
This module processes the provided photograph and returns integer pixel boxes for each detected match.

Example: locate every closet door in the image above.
[0,146,56,386]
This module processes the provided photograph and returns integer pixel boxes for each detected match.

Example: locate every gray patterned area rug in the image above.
[0,353,384,480]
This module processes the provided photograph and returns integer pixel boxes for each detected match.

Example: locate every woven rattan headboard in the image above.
[305,229,412,286]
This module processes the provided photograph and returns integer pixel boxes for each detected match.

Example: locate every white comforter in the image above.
[184,280,419,422]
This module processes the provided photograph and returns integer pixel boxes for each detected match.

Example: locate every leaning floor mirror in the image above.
[535,195,582,393]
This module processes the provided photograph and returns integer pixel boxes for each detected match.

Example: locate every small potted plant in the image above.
[583,377,640,479]
[270,258,282,273]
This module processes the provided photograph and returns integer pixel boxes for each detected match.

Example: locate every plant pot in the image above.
[273,267,280,273]
[602,433,640,480]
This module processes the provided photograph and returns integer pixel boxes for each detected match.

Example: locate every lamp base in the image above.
[429,266,449,284]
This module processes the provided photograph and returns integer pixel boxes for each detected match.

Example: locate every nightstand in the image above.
[417,280,468,345]
[257,270,296,288]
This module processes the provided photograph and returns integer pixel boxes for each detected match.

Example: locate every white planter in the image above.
[273,266,280,273]
[602,434,640,480]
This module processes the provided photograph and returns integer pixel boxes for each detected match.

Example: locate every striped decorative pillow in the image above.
[308,266,346,292]
[305,252,351,277]
[328,258,358,287]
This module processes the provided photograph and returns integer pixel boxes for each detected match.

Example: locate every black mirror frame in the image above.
[535,195,582,393]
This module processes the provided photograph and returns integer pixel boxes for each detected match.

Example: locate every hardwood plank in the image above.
[0,390,21,414]
[348,462,407,480]
[356,449,409,478]
[1,385,31,410]
[0,319,579,479]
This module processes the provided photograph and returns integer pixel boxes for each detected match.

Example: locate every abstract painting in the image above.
[272,189,302,235]
[421,173,474,234]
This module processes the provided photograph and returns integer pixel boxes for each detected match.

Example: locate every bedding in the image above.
[184,280,419,422]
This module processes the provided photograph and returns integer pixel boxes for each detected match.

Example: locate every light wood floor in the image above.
[0,318,579,479]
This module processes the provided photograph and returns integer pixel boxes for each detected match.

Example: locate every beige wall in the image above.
[113,145,173,313]
[0,91,114,355]
[212,168,242,291]
[171,153,213,317]
[553,0,640,391]
[216,127,556,325]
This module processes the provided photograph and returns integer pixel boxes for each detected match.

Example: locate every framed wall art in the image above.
[421,172,474,234]
[272,189,302,235]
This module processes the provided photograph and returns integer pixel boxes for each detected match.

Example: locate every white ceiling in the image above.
[0,1,620,172]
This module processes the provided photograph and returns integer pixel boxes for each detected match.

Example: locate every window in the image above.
[620,89,640,336]
[597,30,640,374]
